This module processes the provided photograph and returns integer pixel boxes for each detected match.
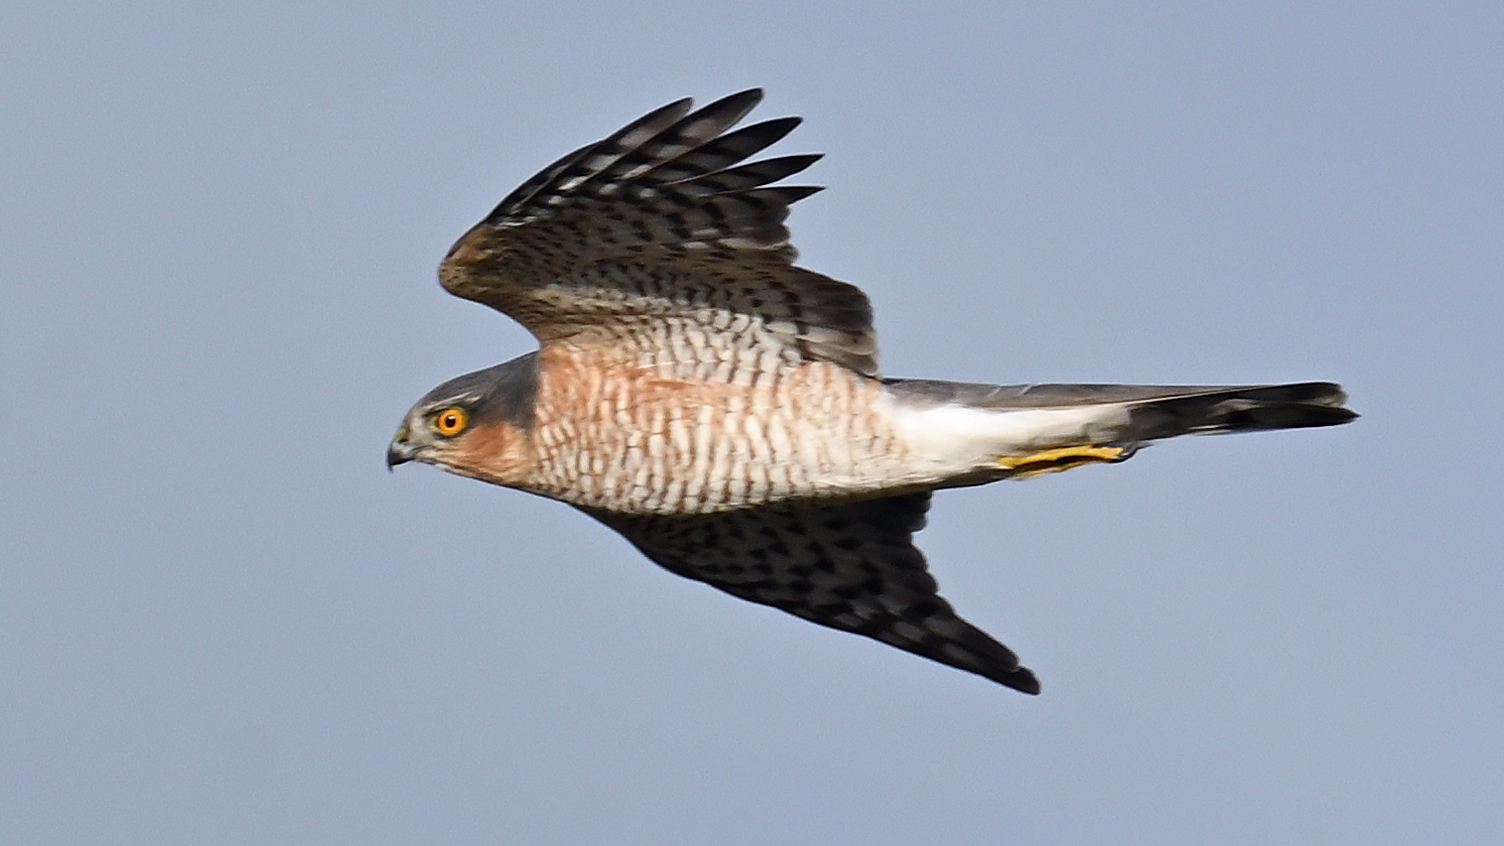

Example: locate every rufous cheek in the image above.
[444,421,534,488]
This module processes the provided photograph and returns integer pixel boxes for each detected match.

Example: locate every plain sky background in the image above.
[4,2,1501,843]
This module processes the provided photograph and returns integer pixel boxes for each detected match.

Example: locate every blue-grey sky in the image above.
[4,2,1501,844]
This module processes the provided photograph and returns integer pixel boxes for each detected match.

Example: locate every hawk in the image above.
[387,89,1354,694]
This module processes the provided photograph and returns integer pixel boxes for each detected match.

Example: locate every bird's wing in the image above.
[439,89,878,377]
[584,493,1040,694]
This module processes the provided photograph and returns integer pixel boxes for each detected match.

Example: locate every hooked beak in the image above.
[386,425,416,470]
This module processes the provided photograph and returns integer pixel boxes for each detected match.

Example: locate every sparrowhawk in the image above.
[387,90,1355,694]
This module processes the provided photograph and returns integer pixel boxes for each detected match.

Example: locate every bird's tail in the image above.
[1067,381,1356,438]
[883,378,1355,480]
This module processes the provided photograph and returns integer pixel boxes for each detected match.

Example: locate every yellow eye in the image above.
[431,407,469,437]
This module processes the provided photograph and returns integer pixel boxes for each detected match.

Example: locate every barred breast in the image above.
[522,344,911,515]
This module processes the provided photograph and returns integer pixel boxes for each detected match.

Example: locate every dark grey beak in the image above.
[387,426,414,470]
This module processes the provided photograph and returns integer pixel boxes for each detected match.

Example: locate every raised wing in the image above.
[585,493,1041,694]
[440,89,878,376]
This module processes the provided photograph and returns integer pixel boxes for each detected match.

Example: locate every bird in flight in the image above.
[387,89,1354,694]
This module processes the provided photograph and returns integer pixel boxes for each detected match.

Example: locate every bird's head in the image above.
[387,352,539,486]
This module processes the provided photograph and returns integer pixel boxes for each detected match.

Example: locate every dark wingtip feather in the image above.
[713,87,765,106]
[721,116,804,153]
[767,185,825,204]
[999,667,1042,695]
[687,88,764,130]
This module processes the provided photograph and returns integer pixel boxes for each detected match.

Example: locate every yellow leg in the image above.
[997,444,1135,478]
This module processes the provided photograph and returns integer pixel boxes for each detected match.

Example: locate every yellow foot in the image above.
[997,444,1136,478]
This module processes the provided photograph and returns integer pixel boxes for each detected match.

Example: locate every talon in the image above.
[998,444,1135,477]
